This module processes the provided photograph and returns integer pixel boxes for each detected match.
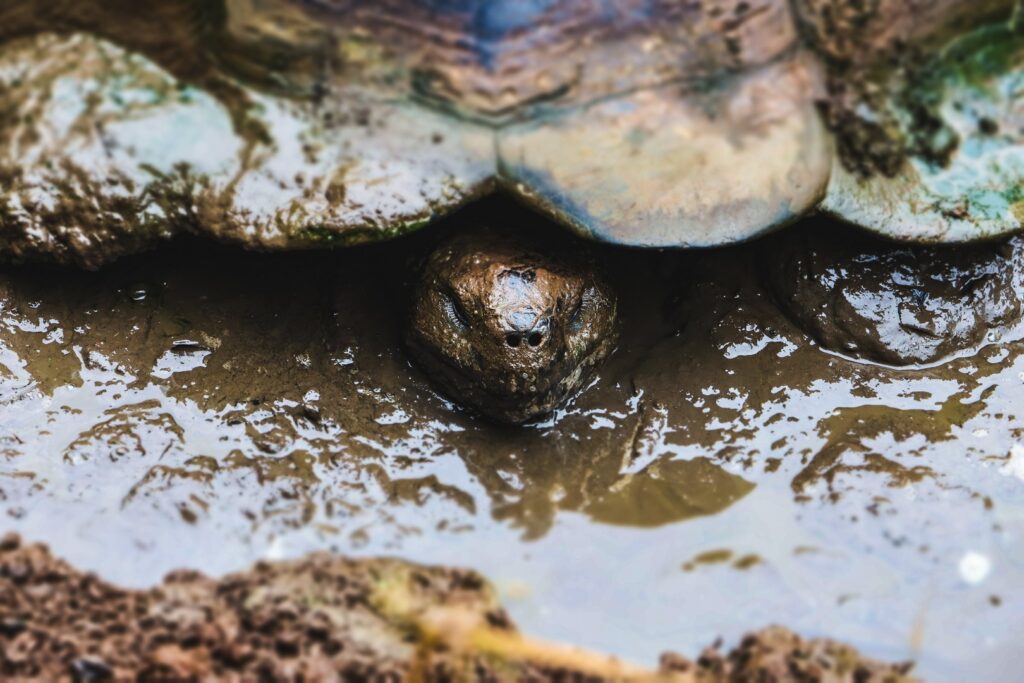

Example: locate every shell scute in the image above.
[0,0,1021,262]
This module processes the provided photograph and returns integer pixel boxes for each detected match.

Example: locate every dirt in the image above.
[0,533,915,682]
[794,0,1013,179]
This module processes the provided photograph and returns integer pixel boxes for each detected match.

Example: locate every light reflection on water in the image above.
[1,216,1023,681]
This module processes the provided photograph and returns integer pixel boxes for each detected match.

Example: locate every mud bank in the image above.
[0,534,914,682]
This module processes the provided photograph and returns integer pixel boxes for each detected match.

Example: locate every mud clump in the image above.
[0,533,513,681]
[766,224,1024,365]
[0,534,914,682]
[661,628,916,682]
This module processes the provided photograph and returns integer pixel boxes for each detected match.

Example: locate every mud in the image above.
[0,534,915,682]
[1,200,1024,680]
[797,0,1014,178]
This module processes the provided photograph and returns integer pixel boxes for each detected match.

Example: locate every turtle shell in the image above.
[0,0,1020,266]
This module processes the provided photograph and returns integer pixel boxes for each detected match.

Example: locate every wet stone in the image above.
[69,656,114,682]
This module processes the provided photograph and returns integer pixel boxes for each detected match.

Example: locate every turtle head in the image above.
[405,229,617,424]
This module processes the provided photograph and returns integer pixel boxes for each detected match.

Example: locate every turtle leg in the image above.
[764,219,1024,365]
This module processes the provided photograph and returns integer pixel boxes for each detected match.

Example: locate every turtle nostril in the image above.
[506,334,522,348]
[528,332,544,347]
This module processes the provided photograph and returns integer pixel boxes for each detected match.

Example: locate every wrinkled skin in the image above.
[405,229,617,423]
[766,224,1024,365]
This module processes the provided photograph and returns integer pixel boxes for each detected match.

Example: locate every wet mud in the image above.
[0,534,915,682]
[1,200,1024,680]
[0,534,511,681]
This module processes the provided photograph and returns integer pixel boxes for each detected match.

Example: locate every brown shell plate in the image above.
[0,0,1020,265]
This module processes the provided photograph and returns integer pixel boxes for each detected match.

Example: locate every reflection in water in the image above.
[0,203,759,542]
[2,204,1024,680]
[584,458,752,528]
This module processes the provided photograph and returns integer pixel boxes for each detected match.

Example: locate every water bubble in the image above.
[958,552,992,584]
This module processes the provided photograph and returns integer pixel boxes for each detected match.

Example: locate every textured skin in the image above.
[404,228,617,423]
[766,224,1024,364]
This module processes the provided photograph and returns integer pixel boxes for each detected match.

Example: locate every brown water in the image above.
[2,202,1023,681]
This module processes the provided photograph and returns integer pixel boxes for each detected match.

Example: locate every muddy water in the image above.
[2,201,1023,681]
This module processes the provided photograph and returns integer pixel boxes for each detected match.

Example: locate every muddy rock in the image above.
[660,626,917,682]
[765,223,1024,364]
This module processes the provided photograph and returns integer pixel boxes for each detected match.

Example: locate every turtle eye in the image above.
[569,287,602,334]
[568,297,587,334]
[442,291,471,331]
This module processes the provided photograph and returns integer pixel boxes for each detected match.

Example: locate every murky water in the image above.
[2,201,1023,681]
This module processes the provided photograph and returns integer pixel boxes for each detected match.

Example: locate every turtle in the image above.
[405,226,618,423]
[0,0,1022,422]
